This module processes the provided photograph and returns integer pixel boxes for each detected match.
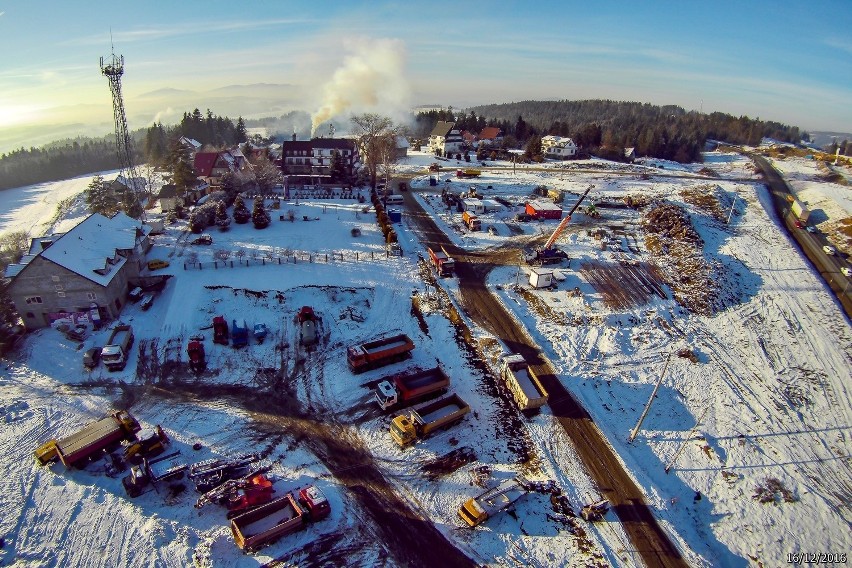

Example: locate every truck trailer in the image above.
[375,366,450,410]
[427,246,456,277]
[101,324,134,371]
[390,393,470,447]
[499,354,549,410]
[347,333,415,374]
[230,493,306,552]
[34,410,141,468]
[458,475,529,527]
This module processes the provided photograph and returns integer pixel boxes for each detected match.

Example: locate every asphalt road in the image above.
[748,154,852,317]
[399,187,689,568]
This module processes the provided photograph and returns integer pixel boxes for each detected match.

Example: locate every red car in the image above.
[794,220,803,229]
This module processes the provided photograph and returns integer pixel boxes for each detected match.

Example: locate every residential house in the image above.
[179,136,202,156]
[278,136,360,185]
[4,213,154,330]
[104,175,147,201]
[394,136,409,159]
[428,121,464,156]
[194,150,244,189]
[477,127,504,148]
[541,135,578,159]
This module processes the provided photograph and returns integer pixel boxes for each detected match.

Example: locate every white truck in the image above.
[499,354,548,410]
[102,324,134,371]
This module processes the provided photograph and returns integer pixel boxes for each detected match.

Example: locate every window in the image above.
[54,284,63,291]
[57,292,66,298]
[25,296,42,304]
[51,276,60,282]
[26,312,35,318]
[86,292,97,301]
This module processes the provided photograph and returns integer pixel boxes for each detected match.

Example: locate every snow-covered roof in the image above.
[9,213,151,287]
[527,199,563,211]
[541,135,576,148]
[179,136,202,150]
[395,136,409,149]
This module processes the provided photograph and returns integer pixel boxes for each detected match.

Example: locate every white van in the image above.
[386,195,404,205]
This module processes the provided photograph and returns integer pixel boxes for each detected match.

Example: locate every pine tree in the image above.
[236,117,248,143]
[85,175,119,216]
[233,195,251,224]
[215,201,231,231]
[252,196,270,229]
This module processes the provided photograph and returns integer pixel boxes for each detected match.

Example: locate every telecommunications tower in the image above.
[100,48,144,218]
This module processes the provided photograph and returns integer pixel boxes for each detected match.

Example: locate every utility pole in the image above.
[629,352,671,443]
[726,194,738,225]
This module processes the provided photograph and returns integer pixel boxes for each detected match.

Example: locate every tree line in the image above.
[414,99,807,163]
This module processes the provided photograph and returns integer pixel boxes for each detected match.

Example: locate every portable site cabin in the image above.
[526,200,563,220]
[529,268,554,288]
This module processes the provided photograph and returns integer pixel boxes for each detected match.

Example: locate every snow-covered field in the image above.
[0,149,849,567]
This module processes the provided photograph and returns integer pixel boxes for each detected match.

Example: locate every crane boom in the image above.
[543,185,593,250]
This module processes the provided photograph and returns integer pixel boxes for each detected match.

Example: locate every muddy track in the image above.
[401,189,689,568]
[143,378,474,568]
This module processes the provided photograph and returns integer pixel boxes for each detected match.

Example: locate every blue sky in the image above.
[1,1,850,151]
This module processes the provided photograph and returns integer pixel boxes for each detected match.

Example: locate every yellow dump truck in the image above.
[34,410,141,468]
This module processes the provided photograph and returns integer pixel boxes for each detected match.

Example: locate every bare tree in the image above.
[350,113,404,189]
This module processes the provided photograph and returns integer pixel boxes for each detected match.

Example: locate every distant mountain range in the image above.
[808,131,852,148]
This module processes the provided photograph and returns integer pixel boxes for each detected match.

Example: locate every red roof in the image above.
[194,152,219,177]
[479,127,502,140]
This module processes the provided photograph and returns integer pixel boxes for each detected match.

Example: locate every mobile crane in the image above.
[525,185,594,265]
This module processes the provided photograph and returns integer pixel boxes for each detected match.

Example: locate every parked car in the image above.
[841,267,851,277]
[147,259,170,270]
[83,347,102,369]
[140,294,154,311]
[823,245,836,256]
[794,220,803,229]
[192,234,213,245]
[806,226,817,233]
[128,287,144,302]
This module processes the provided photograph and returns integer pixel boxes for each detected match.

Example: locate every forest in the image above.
[0,109,247,191]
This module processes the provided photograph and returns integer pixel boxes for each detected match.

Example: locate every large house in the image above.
[278,137,360,185]
[4,213,153,330]
[157,180,208,212]
[477,127,504,148]
[428,121,464,156]
[541,135,578,159]
[193,149,246,189]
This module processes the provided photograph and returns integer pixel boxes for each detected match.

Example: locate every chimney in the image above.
[292,132,297,142]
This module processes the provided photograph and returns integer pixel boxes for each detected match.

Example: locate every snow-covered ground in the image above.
[0,149,849,567]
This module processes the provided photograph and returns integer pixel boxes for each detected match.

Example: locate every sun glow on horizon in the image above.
[0,102,46,128]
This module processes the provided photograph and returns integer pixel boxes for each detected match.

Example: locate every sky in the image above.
[1,1,851,153]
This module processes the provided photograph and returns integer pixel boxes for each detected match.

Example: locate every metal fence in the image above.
[183,247,403,271]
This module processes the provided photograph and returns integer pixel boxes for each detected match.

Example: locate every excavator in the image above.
[525,185,594,265]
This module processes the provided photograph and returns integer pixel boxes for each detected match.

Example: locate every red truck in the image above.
[347,333,415,374]
[213,316,229,345]
[427,246,455,277]
[375,366,450,410]
[230,485,330,552]
[188,340,205,373]
[34,410,141,468]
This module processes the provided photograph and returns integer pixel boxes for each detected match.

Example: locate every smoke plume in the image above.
[310,37,410,136]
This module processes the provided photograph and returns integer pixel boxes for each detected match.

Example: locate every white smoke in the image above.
[310,37,410,136]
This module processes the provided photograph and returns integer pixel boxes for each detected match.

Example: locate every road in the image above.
[748,154,852,317]
[399,186,689,568]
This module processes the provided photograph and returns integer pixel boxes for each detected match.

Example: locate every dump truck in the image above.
[230,493,306,552]
[458,475,529,527]
[375,366,450,410]
[188,340,206,373]
[791,199,811,223]
[34,410,141,468]
[390,393,470,447]
[297,485,331,522]
[231,320,248,348]
[456,168,481,178]
[213,316,229,345]
[347,333,415,374]
[499,354,549,410]
[102,324,134,371]
[462,210,481,231]
[427,246,456,277]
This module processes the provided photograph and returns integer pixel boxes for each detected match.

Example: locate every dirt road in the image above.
[401,189,689,568]
[144,379,475,568]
